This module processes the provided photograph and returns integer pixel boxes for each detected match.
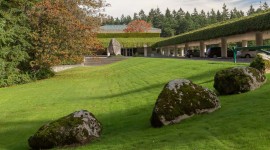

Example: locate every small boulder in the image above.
[250,53,270,74]
[150,79,220,128]
[214,66,266,95]
[28,110,102,149]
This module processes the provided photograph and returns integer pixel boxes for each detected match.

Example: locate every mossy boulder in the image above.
[28,110,102,149]
[250,53,270,74]
[150,79,220,128]
[214,66,266,95]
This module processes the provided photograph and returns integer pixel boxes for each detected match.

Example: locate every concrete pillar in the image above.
[107,48,110,57]
[221,38,227,58]
[180,48,185,57]
[167,48,170,56]
[144,45,148,57]
[242,40,248,47]
[200,41,206,57]
[125,48,127,56]
[131,48,134,56]
[256,32,263,46]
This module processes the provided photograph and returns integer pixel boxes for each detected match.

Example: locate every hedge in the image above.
[153,10,270,48]
[97,33,160,38]
[98,37,165,48]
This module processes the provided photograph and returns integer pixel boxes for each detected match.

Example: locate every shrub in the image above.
[0,73,32,88]
[32,68,55,80]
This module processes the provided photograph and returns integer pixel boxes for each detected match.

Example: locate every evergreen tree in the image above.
[125,15,132,24]
[114,17,121,24]
[0,0,34,87]
[199,10,207,27]
[256,1,263,13]
[138,9,147,21]
[216,10,222,22]
[247,5,256,15]
[209,9,217,24]
[263,2,269,10]
[133,13,138,20]
[165,8,172,18]
[222,3,229,21]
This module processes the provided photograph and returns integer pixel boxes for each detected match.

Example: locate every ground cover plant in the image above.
[1,58,270,149]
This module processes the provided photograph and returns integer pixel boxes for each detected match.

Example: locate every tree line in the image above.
[0,0,107,87]
[103,2,269,37]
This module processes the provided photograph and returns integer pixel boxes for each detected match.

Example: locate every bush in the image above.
[0,73,32,88]
[250,55,265,73]
[32,68,55,80]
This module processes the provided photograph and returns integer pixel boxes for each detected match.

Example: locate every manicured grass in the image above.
[1,58,270,149]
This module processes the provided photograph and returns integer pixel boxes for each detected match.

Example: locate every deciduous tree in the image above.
[28,0,107,69]
[124,20,152,33]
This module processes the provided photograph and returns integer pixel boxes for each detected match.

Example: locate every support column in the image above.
[256,32,263,46]
[160,48,164,55]
[221,38,227,58]
[131,48,134,56]
[144,45,148,57]
[242,40,248,47]
[107,48,110,57]
[125,48,127,56]
[200,41,206,57]
[180,48,185,57]
[167,48,170,57]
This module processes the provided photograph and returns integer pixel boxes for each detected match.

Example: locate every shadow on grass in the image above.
[84,68,222,101]
[2,85,270,150]
[0,120,51,150]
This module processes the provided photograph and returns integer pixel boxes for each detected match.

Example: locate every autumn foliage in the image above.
[28,0,106,69]
[124,20,152,33]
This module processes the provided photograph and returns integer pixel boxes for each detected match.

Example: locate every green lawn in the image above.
[1,58,270,150]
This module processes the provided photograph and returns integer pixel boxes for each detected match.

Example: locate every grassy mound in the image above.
[0,58,270,149]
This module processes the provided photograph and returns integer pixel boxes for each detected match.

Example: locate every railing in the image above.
[232,46,270,63]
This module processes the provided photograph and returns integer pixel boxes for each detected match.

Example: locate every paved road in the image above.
[179,57,253,63]
[150,56,253,63]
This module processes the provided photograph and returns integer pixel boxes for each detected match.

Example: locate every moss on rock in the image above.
[28,110,102,149]
[250,53,270,74]
[214,66,266,95]
[150,79,220,128]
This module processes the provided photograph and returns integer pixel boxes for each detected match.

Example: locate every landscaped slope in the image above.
[0,58,270,149]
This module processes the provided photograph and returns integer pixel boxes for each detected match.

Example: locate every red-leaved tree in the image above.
[124,20,152,33]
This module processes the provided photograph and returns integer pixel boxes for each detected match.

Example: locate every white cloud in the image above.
[104,0,270,18]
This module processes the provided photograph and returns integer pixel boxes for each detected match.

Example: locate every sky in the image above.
[104,0,270,18]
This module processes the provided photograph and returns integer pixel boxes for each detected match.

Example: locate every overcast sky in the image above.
[104,0,270,18]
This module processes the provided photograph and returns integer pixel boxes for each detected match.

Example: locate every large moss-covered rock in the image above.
[214,67,266,95]
[150,79,220,128]
[250,53,270,74]
[108,38,121,55]
[28,110,102,149]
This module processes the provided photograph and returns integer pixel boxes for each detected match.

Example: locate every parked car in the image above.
[185,50,200,58]
[206,47,234,58]
[237,49,257,58]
